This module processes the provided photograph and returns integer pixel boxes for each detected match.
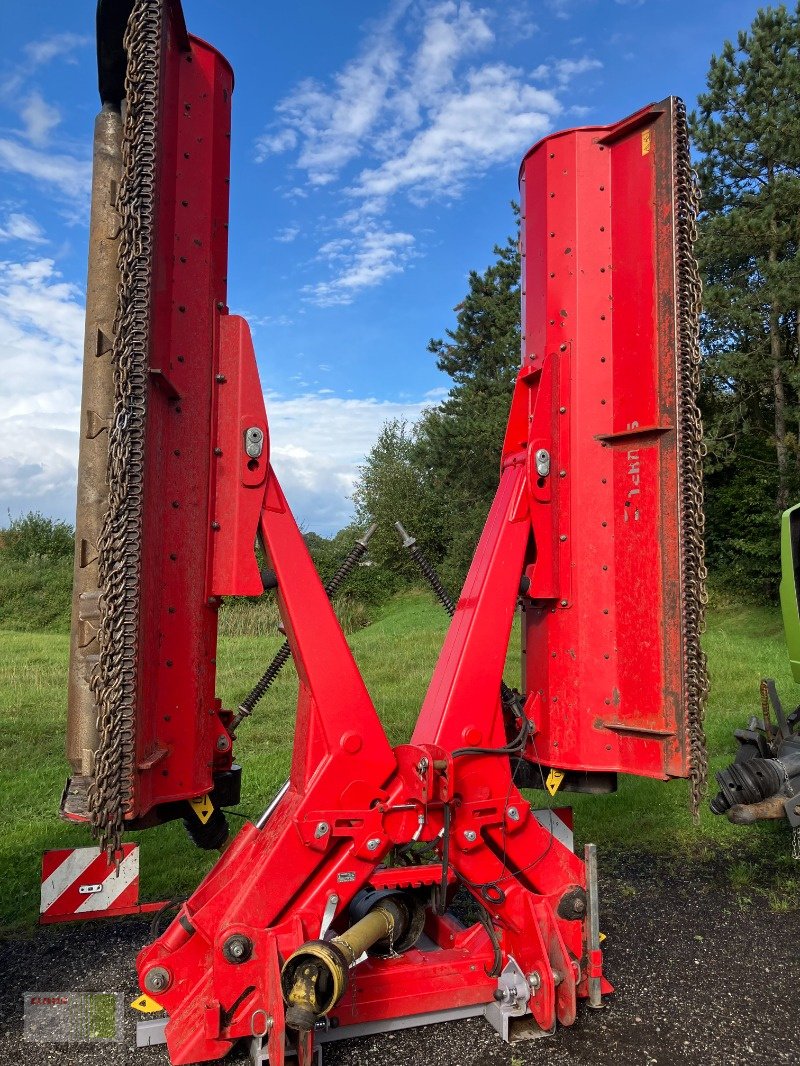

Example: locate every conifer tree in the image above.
[691,4,800,517]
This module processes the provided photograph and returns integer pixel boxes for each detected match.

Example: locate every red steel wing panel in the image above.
[133,20,233,816]
[519,98,705,782]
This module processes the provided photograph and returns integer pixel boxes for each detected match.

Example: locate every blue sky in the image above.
[0,0,764,534]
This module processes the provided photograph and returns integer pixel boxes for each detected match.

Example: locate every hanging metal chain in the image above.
[88,0,163,859]
[673,97,709,819]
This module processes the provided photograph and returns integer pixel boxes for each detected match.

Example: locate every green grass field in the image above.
[1,590,797,933]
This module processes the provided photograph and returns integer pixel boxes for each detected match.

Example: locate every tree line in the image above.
[354,3,800,602]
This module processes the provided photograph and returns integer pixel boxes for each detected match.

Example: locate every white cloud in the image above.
[304,226,415,306]
[532,56,602,87]
[275,226,300,243]
[0,212,46,243]
[265,391,432,531]
[256,15,403,183]
[19,92,61,146]
[0,255,435,535]
[352,65,558,202]
[257,2,584,302]
[0,139,90,200]
[0,257,85,522]
[24,32,89,67]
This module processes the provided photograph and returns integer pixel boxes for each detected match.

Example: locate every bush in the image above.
[218,592,370,639]
[3,511,74,562]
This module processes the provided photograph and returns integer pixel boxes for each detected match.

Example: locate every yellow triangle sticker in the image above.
[189,794,214,825]
[130,994,163,1014]
[545,769,565,797]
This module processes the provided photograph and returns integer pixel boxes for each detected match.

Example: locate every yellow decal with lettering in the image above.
[641,128,652,155]
[545,769,565,796]
[130,994,163,1014]
[189,794,214,824]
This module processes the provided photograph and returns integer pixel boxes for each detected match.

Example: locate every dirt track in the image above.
[1,851,797,1066]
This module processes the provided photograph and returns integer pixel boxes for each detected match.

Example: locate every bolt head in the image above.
[223,934,253,964]
[144,967,171,994]
[216,734,230,752]
[507,806,520,822]
[527,971,541,990]
[314,822,329,839]
[464,829,477,842]
[366,837,381,851]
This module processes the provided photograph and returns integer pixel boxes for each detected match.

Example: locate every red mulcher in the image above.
[62,2,708,1063]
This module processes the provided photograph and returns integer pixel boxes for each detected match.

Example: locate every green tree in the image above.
[353,212,521,593]
[691,3,800,531]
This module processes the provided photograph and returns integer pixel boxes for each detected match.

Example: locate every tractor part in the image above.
[64,99,122,821]
[395,521,525,722]
[66,5,706,1060]
[131,79,700,1065]
[395,521,456,616]
[515,97,708,815]
[780,503,800,682]
[230,522,377,733]
[710,678,800,825]
[64,0,259,855]
[280,891,422,1032]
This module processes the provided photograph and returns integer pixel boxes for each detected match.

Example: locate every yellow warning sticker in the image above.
[189,794,214,824]
[545,769,565,796]
[130,994,163,1014]
[641,128,652,156]
[599,932,607,943]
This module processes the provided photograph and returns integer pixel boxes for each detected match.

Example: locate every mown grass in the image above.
[1,590,797,932]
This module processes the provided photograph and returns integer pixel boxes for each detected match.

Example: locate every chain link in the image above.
[88,0,163,860]
[673,98,709,819]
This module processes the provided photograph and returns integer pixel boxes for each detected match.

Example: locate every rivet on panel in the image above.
[560,343,567,351]
[559,406,566,414]
[559,470,567,478]
[560,534,567,542]
[211,521,220,531]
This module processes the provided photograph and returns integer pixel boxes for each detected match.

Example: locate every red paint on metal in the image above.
[519,100,692,781]
[116,9,683,1053]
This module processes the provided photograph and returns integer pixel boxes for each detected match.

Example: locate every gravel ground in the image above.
[1,850,797,1066]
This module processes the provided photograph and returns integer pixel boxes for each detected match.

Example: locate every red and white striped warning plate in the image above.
[40,844,144,923]
[532,806,574,852]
